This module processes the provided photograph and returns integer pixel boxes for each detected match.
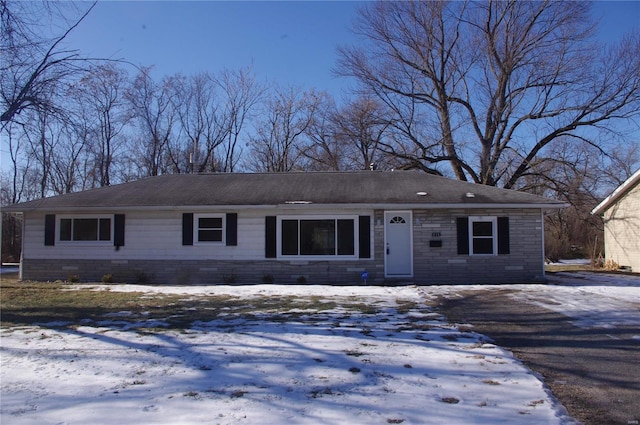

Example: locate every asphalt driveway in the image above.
[436,286,640,425]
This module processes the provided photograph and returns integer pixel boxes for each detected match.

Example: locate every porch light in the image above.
[416,191,427,196]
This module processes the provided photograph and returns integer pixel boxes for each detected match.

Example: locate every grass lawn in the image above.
[544,263,593,273]
[0,274,403,329]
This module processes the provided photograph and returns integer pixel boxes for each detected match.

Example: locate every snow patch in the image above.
[3,274,636,424]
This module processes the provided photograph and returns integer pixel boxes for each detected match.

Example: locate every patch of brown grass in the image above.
[544,263,593,273]
[0,278,388,329]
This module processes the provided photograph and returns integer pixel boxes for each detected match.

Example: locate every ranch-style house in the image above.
[2,171,566,285]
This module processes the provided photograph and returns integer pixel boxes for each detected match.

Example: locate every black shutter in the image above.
[497,216,510,254]
[456,217,469,255]
[226,213,238,246]
[44,214,56,246]
[114,214,125,248]
[265,216,277,258]
[358,216,371,258]
[182,213,194,246]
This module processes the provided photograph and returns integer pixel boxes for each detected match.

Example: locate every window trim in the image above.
[468,216,498,256]
[194,213,225,245]
[57,215,113,245]
[276,215,359,260]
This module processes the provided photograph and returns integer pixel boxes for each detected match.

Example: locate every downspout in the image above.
[17,212,24,281]
[540,209,546,281]
[20,212,24,280]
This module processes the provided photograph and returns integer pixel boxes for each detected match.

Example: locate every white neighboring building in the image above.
[592,169,640,272]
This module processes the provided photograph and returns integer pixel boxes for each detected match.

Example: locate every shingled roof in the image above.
[2,171,566,211]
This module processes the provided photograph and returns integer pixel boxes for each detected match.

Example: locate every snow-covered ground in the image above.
[427,272,640,330]
[0,265,19,275]
[513,272,640,330]
[1,273,638,425]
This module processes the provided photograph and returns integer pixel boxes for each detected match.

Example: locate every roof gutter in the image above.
[2,202,568,213]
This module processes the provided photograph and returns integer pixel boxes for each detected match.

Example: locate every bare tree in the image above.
[514,136,639,262]
[24,105,55,198]
[1,122,34,204]
[336,96,393,170]
[247,86,321,172]
[301,94,393,171]
[0,204,21,262]
[598,142,640,189]
[67,64,130,187]
[539,141,604,262]
[217,66,264,172]
[337,1,640,188]
[46,111,91,194]
[171,72,229,173]
[127,67,176,177]
[0,1,96,125]
[301,93,344,171]
[0,121,29,261]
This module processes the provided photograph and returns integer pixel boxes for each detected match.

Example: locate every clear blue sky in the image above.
[64,1,363,95]
[1,1,638,174]
[62,1,640,96]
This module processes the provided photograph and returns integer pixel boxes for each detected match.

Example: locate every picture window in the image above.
[279,217,356,258]
[59,217,112,242]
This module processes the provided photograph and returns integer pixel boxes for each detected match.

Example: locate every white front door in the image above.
[384,211,413,277]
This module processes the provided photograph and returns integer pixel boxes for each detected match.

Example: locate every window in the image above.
[467,216,497,255]
[457,216,510,256]
[182,213,236,247]
[196,215,224,243]
[279,216,356,257]
[59,217,111,242]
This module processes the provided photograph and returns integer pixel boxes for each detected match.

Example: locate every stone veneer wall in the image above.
[400,208,544,284]
[20,258,380,285]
